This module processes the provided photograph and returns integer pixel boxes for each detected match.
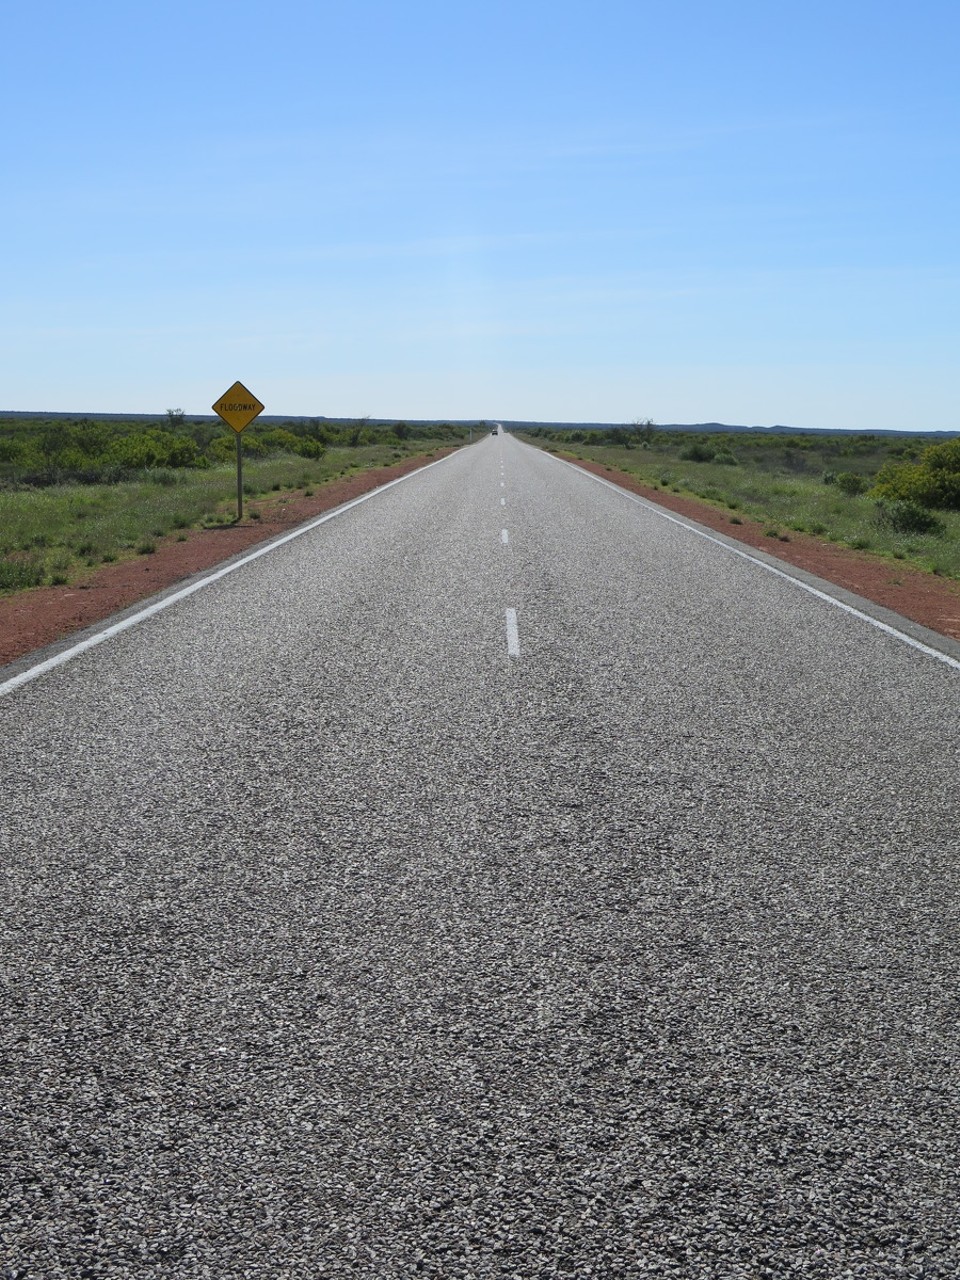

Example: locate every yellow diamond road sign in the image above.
[212,381,264,433]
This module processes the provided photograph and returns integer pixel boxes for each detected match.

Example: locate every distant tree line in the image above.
[523,420,659,449]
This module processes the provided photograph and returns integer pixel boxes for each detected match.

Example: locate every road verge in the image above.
[0,449,459,667]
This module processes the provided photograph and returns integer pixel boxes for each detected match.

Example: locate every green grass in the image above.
[521,433,960,580]
[0,442,454,594]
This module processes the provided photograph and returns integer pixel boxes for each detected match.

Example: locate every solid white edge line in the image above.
[0,450,461,700]
[505,608,520,657]
[543,449,960,675]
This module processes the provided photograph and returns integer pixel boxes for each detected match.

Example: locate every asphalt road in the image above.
[2,433,959,1278]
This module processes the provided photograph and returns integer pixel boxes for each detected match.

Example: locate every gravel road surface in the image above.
[2,433,959,1278]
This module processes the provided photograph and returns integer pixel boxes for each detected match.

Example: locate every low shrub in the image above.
[679,443,715,462]
[834,472,869,495]
[0,555,44,590]
[874,500,945,536]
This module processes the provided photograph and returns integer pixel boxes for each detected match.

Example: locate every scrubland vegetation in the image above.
[0,414,467,592]
[521,425,960,580]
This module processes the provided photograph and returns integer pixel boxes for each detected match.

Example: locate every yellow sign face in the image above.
[212,381,265,433]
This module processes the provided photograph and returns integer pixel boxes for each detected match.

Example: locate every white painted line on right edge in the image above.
[505,608,520,657]
[545,450,960,675]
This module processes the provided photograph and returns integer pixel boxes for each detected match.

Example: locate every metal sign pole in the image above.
[236,432,243,522]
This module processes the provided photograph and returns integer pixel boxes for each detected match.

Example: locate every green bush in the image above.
[872,437,960,509]
[258,428,325,459]
[258,428,301,453]
[208,433,268,461]
[924,436,960,476]
[293,437,326,459]
[679,443,715,462]
[834,471,868,495]
[105,430,204,471]
[874,500,945,536]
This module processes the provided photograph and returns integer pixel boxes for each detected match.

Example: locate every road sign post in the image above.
[236,432,243,521]
[212,381,265,521]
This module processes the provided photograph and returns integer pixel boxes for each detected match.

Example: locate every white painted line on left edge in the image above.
[0,450,461,700]
[505,609,521,657]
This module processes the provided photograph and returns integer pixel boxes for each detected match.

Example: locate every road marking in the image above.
[546,451,960,675]
[505,608,520,657]
[501,496,506,506]
[0,450,462,700]
[501,529,509,545]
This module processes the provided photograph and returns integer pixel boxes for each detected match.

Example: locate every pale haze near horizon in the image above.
[3,0,957,431]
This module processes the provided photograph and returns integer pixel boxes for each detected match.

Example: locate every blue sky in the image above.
[3,0,958,428]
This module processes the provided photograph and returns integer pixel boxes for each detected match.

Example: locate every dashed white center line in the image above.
[501,528,509,545]
[500,497,506,506]
[505,609,520,657]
